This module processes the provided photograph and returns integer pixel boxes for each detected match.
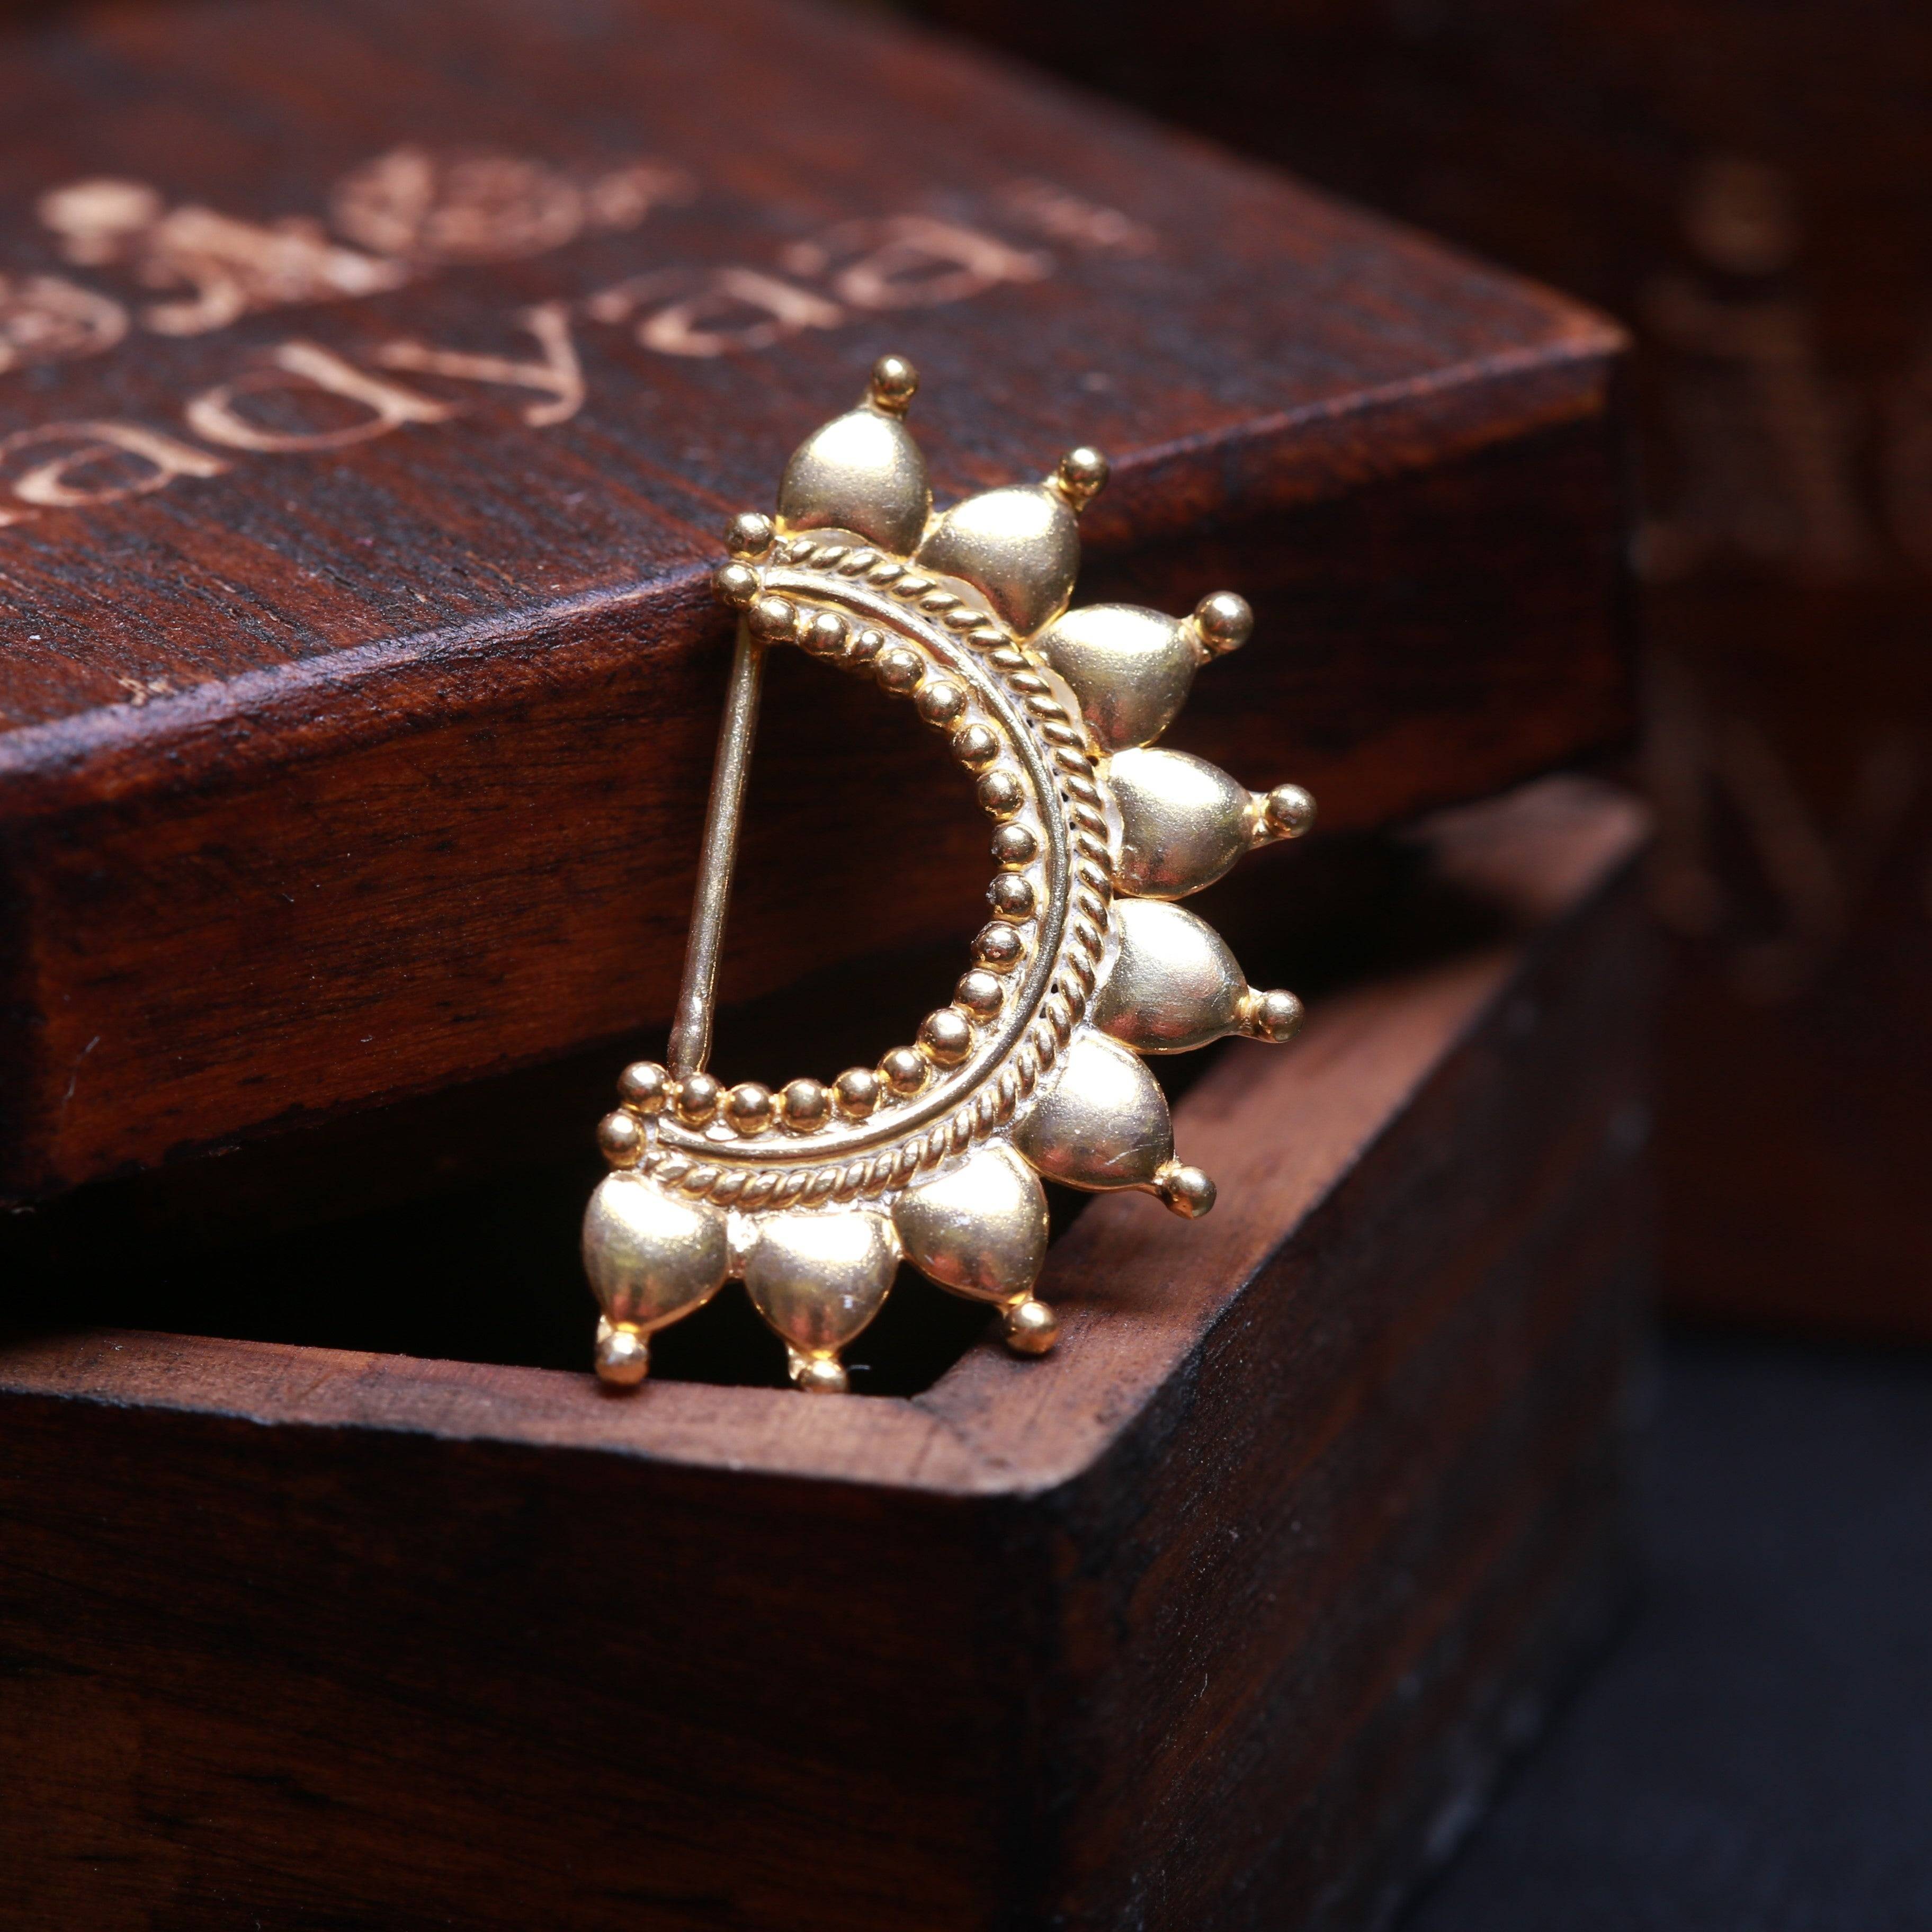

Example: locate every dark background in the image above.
[883,2,1932,1922]
[900,0,1932,1343]
[1406,1329,1932,1931]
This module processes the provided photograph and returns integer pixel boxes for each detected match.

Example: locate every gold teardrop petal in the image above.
[916,483,1079,637]
[1011,1031,1173,1191]
[1093,899,1249,1054]
[582,1173,730,1331]
[778,406,931,553]
[741,1208,901,1357]
[1110,747,1256,899]
[1033,603,1200,751]
[893,1143,1049,1305]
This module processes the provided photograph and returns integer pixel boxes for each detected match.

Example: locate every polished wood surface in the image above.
[0,779,1652,1930]
[0,0,1630,1206]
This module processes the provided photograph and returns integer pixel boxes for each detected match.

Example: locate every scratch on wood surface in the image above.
[57,1033,100,1123]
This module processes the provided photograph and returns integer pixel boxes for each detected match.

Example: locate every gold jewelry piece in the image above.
[583,355,1315,1392]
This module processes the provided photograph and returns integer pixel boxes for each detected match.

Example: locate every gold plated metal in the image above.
[582,355,1315,1390]
[1093,900,1261,1053]
[741,1209,902,1391]
[582,1173,731,1383]
[893,1143,1050,1308]
[667,620,765,1080]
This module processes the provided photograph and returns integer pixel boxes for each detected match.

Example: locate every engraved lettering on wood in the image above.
[1640,159,1874,582]
[39,178,410,336]
[373,302,585,427]
[0,421,226,516]
[0,272,127,371]
[1638,156,1932,994]
[999,180,1158,257]
[184,342,457,452]
[780,216,1051,309]
[1648,652,1925,1003]
[329,147,693,263]
[21,148,695,356]
[586,267,845,356]
[0,146,1156,535]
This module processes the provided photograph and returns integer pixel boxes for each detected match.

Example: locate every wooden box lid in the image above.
[0,0,1629,1205]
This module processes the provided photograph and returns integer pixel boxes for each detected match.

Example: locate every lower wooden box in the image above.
[0,780,1652,1932]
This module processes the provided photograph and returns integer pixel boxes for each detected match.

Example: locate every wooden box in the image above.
[906,0,1932,1334]
[0,779,1653,1931]
[0,0,1630,1231]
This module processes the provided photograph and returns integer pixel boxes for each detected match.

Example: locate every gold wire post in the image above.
[667,618,765,1078]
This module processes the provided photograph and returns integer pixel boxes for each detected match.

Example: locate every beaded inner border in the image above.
[645,535,1113,1210]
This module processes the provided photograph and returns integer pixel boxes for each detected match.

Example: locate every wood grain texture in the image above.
[0,0,1631,1203]
[905,0,1932,1334]
[0,779,1653,1930]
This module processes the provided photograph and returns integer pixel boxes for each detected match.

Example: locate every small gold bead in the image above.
[1003,1298,1060,1355]
[1264,783,1317,839]
[951,722,1000,770]
[868,354,918,416]
[724,1081,776,1134]
[972,922,1025,972]
[616,1060,670,1114]
[594,1319,650,1387]
[916,678,967,728]
[791,1351,851,1394]
[780,1077,830,1132]
[881,1046,928,1096]
[1157,1161,1218,1219]
[918,1008,974,1066]
[673,1071,721,1126]
[1054,445,1110,511]
[747,594,798,642]
[1241,988,1305,1044]
[976,769,1024,819]
[724,511,775,558]
[847,628,883,672]
[991,823,1037,869]
[801,609,849,658]
[713,561,759,609]
[955,970,1004,1019]
[875,645,924,694]
[834,1067,882,1118]
[1193,591,1253,656]
[597,1108,645,1166]
[988,873,1036,918]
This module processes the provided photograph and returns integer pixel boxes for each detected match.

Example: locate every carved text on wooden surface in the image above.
[1641,157,1932,582]
[1648,652,1927,1004]
[0,149,1150,532]
[1637,158,1932,996]
[27,152,694,343]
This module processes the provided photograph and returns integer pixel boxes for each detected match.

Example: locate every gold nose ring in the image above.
[582,355,1315,1392]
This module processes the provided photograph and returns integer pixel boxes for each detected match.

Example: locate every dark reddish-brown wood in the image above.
[0,0,1631,1209]
[907,0,1932,1333]
[0,779,1652,1930]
